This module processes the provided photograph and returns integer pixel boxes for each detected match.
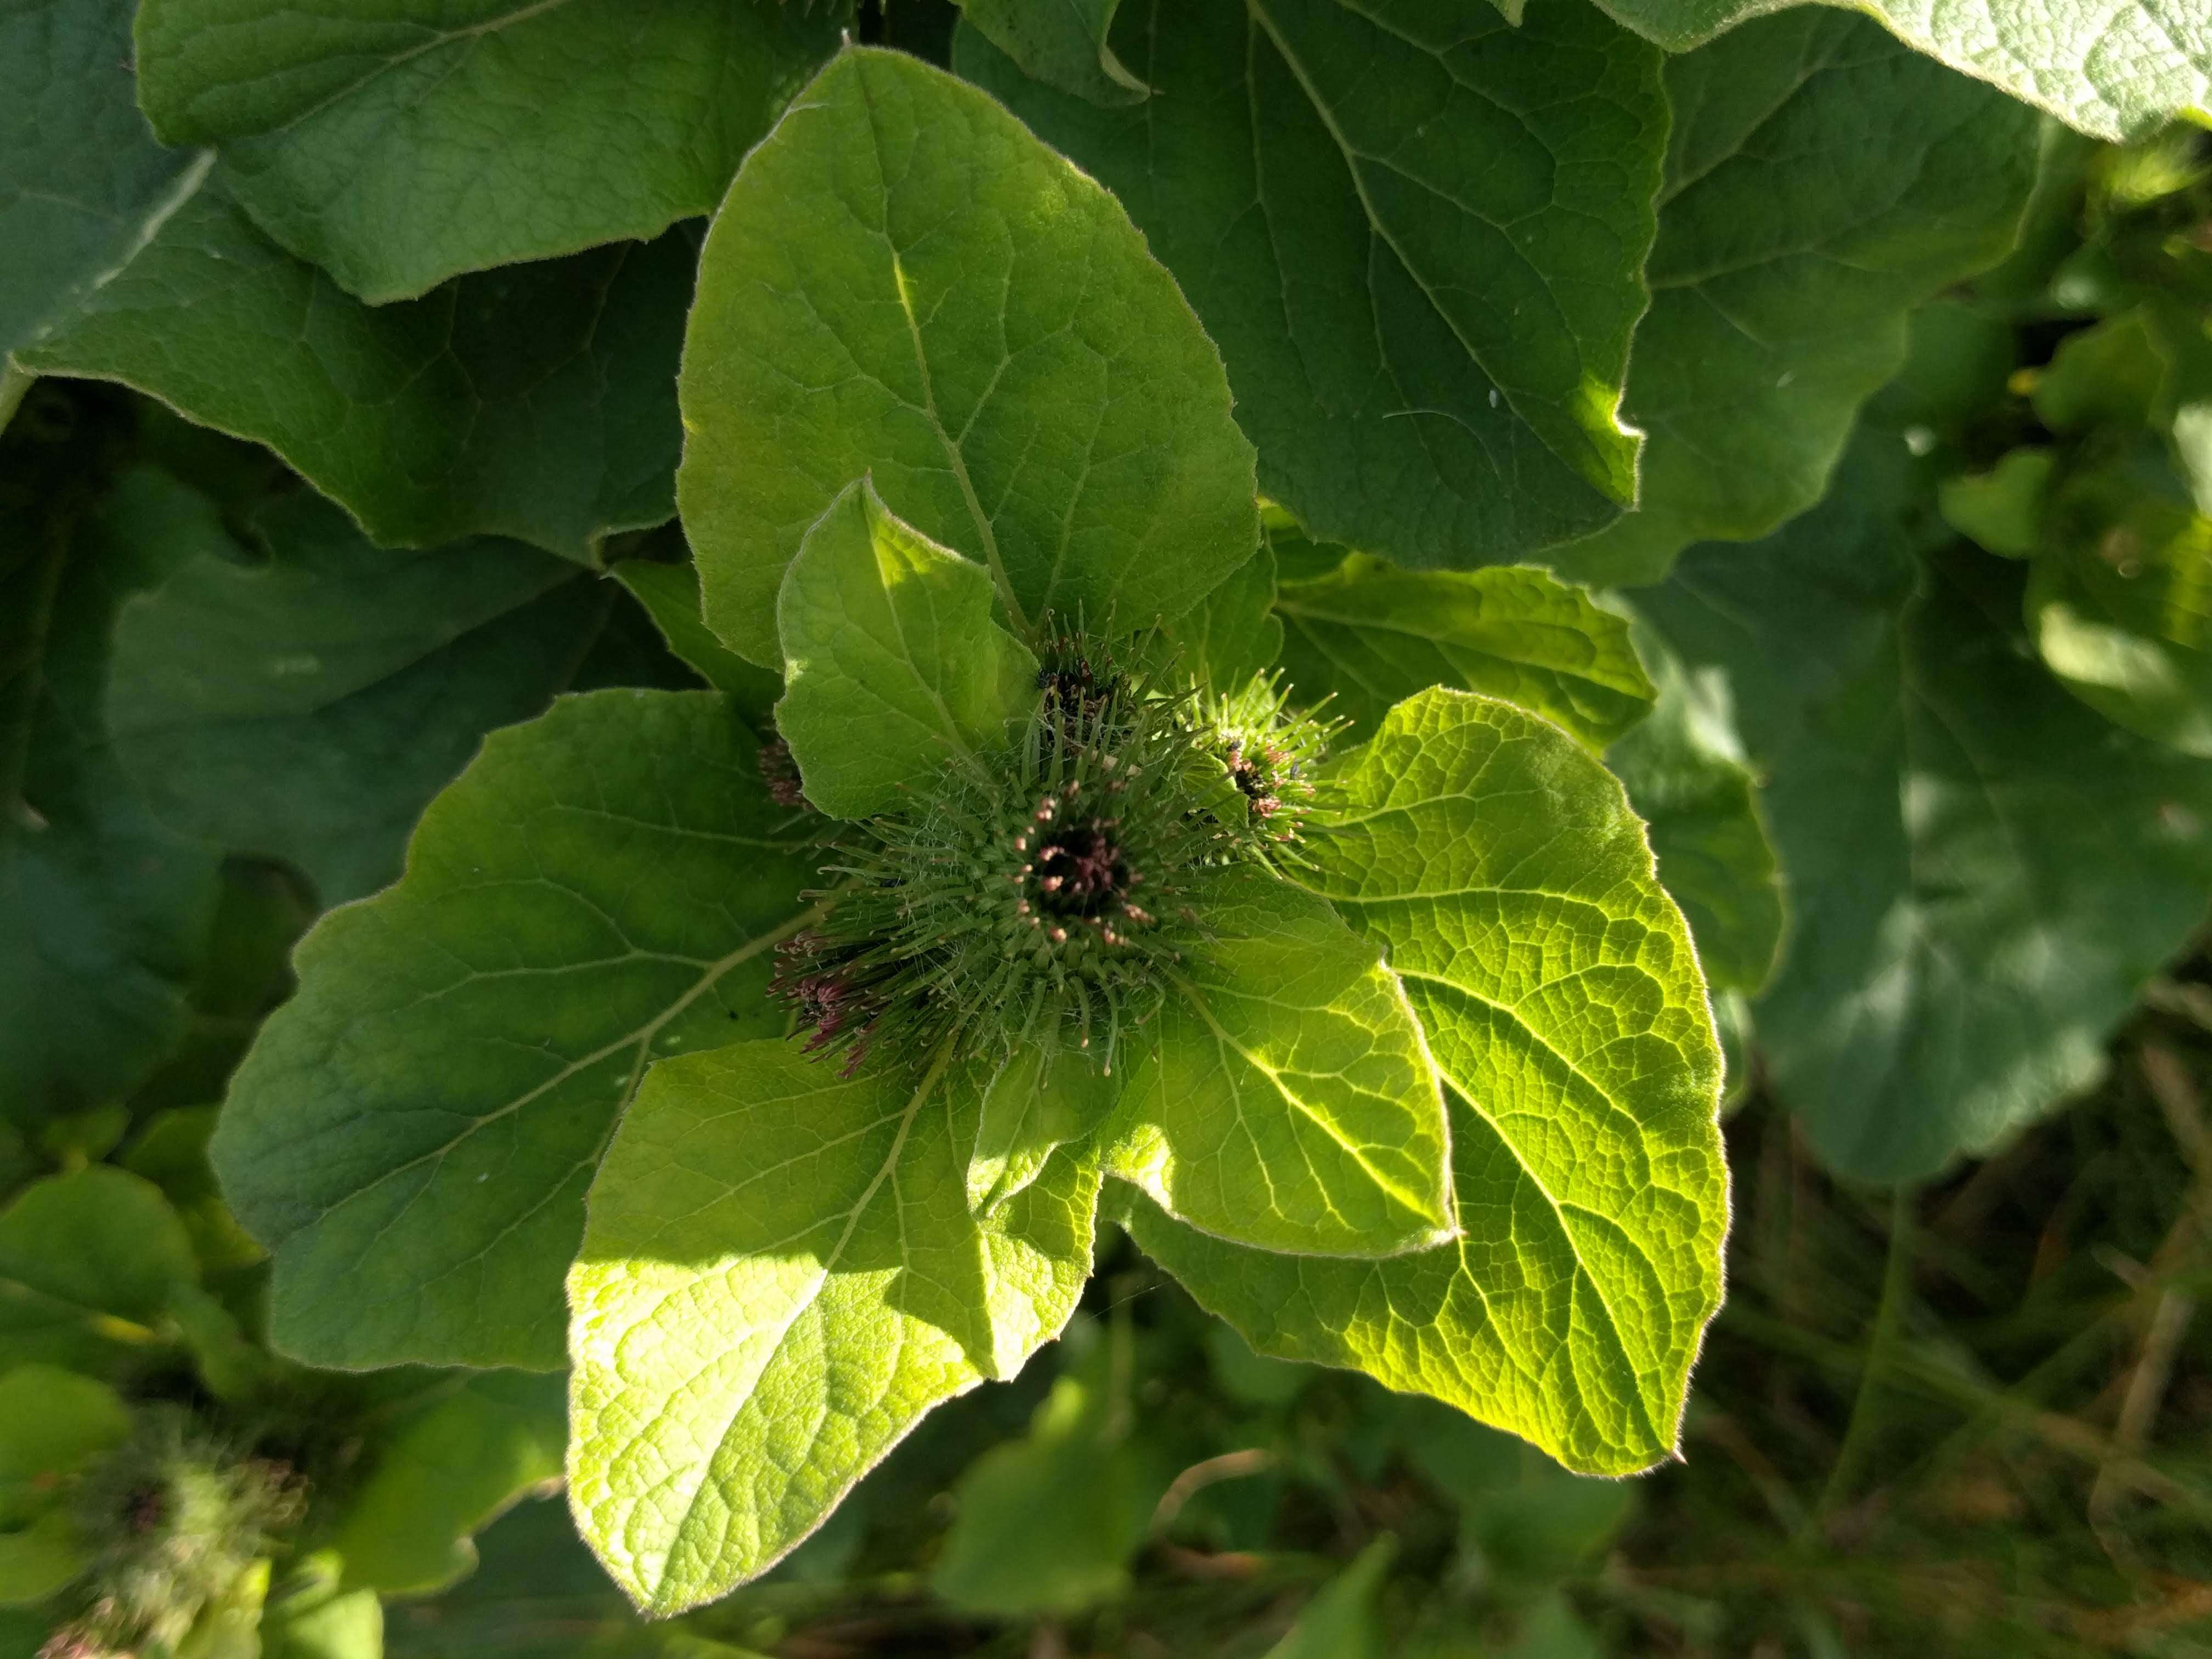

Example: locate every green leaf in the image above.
[0,0,209,358]
[1550,12,2039,586]
[121,1107,264,1274]
[1273,552,1654,748]
[0,1365,131,1508]
[1605,624,1785,994]
[331,1372,566,1597]
[958,0,1667,569]
[970,1042,1118,1216]
[1172,542,1282,695]
[261,1578,382,1659]
[106,488,648,905]
[1127,688,1726,1475]
[776,482,1040,820]
[614,558,782,723]
[212,690,822,1369]
[0,1167,199,1375]
[1939,448,2056,560]
[1638,430,2212,1180]
[0,1510,86,1607]
[1594,0,2210,143]
[678,46,1258,664]
[1107,868,1454,1260]
[567,1041,1101,1613]
[1265,1537,1395,1659]
[134,0,845,302]
[20,187,693,563]
[928,1369,1163,1617]
[957,0,1149,105]
[2033,311,2168,435]
[3,460,223,1127]
[2027,454,2212,758]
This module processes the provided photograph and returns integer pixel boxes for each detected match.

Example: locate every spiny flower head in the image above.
[775,662,1229,1077]
[1195,672,1342,860]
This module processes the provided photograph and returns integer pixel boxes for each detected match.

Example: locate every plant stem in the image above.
[0,358,29,436]
[1807,1184,1915,1531]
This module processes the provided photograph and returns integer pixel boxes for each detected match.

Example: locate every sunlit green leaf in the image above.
[1107,868,1454,1260]
[213,691,821,1369]
[679,46,1256,663]
[1127,689,1726,1475]
[776,482,1040,820]
[567,1041,1101,1613]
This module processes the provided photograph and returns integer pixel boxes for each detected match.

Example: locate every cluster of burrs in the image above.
[769,634,1340,1079]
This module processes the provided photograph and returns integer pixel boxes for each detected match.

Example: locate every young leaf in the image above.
[0,1167,199,1377]
[1594,0,2209,144]
[956,0,1150,106]
[329,1372,567,1597]
[1107,868,1454,1260]
[106,489,641,906]
[1550,12,2039,586]
[567,1041,1101,1613]
[20,187,693,562]
[1605,625,1786,995]
[1,0,209,358]
[1273,552,1655,748]
[958,0,1667,568]
[1128,688,1726,1476]
[776,482,1041,820]
[1640,431,2212,1181]
[211,691,822,1370]
[678,46,1257,663]
[134,0,845,302]
[3,462,223,1128]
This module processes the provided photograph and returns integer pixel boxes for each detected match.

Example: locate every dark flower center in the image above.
[1032,819,1130,918]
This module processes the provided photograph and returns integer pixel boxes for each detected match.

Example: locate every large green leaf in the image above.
[211,690,822,1369]
[330,1372,567,1597]
[614,556,782,723]
[0,1167,200,1376]
[20,185,692,562]
[959,0,1666,569]
[957,0,1149,105]
[1127,688,1726,1475]
[1273,552,1654,748]
[1550,12,2038,586]
[134,0,843,303]
[1107,869,1454,1259]
[3,459,222,1126]
[776,482,1040,820]
[0,1365,130,1513]
[678,46,1259,664]
[106,489,650,906]
[1595,0,2209,143]
[567,1041,1101,1613]
[0,0,209,358]
[1638,431,2212,1180]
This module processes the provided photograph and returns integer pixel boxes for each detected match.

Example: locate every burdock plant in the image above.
[212,47,1729,1618]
